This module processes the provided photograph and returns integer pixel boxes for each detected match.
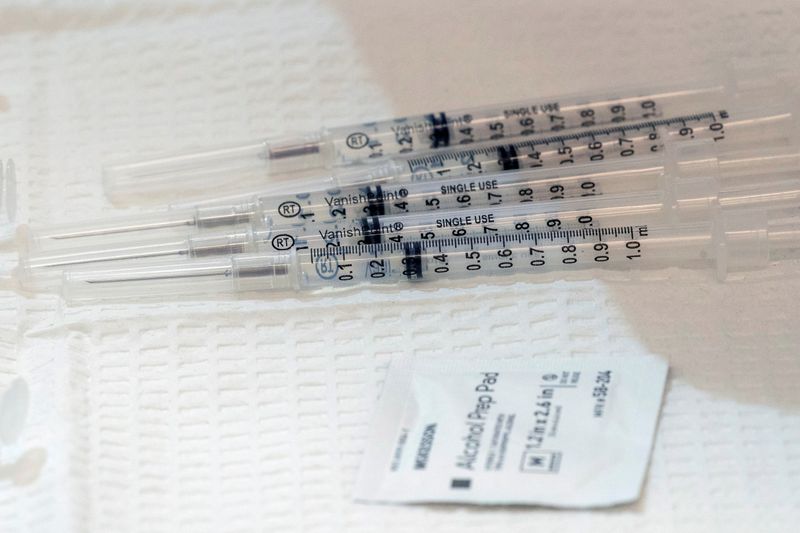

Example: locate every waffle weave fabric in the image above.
[0,1,798,532]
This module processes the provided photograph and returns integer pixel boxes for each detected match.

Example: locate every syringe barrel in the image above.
[400,103,797,183]
[284,175,723,249]
[250,155,681,233]
[662,105,797,152]
[324,78,736,165]
[100,69,786,204]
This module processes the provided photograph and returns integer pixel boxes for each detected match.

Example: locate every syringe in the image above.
[23,103,799,250]
[102,71,791,203]
[59,208,800,302]
[20,169,800,290]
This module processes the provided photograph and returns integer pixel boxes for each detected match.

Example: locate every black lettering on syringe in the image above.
[319,218,404,244]
[435,213,495,228]
[325,185,406,210]
[440,179,498,195]
[503,102,560,118]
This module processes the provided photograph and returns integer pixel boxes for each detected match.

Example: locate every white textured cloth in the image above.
[0,1,799,532]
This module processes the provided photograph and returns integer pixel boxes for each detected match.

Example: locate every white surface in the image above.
[0,1,798,532]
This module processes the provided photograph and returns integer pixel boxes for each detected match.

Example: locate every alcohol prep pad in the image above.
[354,355,668,507]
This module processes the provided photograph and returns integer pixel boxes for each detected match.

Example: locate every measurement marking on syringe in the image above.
[405,112,717,168]
[310,226,639,259]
